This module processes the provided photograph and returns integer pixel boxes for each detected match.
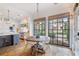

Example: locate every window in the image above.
[48,13,70,47]
[34,17,46,36]
[33,13,70,47]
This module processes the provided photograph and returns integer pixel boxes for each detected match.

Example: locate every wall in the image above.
[28,16,34,36]
[0,15,18,33]
[0,21,11,33]
[69,12,75,51]
[73,6,79,55]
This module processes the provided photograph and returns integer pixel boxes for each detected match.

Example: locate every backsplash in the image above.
[0,19,17,33]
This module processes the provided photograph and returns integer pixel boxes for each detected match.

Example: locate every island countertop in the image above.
[0,32,19,36]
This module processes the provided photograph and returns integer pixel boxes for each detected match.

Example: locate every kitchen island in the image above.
[0,32,20,48]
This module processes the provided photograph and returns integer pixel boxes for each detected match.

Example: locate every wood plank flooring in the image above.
[0,40,73,56]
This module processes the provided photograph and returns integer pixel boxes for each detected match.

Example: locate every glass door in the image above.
[34,18,46,36]
[48,19,58,44]
[48,17,69,47]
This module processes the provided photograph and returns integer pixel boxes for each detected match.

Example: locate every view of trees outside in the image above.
[34,20,46,36]
[48,17,69,46]
[34,17,69,47]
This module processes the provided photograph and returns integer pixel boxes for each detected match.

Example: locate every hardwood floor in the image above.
[0,39,73,56]
[0,40,34,56]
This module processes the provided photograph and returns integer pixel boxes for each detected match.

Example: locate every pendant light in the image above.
[36,3,39,18]
[7,9,10,21]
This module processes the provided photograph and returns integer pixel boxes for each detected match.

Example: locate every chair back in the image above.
[39,36,50,43]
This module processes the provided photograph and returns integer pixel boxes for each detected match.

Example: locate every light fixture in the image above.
[36,3,39,18]
[36,3,39,14]
[7,9,10,21]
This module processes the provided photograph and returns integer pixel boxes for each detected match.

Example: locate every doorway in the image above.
[48,16,70,47]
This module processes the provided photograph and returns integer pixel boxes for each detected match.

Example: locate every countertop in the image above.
[0,32,19,36]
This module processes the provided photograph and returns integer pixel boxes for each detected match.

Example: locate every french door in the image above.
[33,13,70,47]
[48,17,70,47]
[34,18,46,36]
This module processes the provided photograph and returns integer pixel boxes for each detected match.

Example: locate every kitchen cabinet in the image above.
[0,34,19,48]
[13,34,19,45]
[0,37,4,48]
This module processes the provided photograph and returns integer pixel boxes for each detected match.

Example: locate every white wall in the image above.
[69,12,75,50]
[28,16,34,36]
[0,20,13,33]
[0,13,19,33]
[73,6,79,55]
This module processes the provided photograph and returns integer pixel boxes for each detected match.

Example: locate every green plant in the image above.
[48,32,55,38]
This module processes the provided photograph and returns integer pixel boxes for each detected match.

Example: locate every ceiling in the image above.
[0,3,75,19]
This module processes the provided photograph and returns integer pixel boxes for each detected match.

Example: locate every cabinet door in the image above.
[0,37,4,48]
[4,35,13,46]
[13,34,19,45]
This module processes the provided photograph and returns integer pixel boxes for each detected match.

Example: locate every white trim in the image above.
[46,17,48,36]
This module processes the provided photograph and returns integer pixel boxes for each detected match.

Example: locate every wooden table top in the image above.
[26,36,42,42]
